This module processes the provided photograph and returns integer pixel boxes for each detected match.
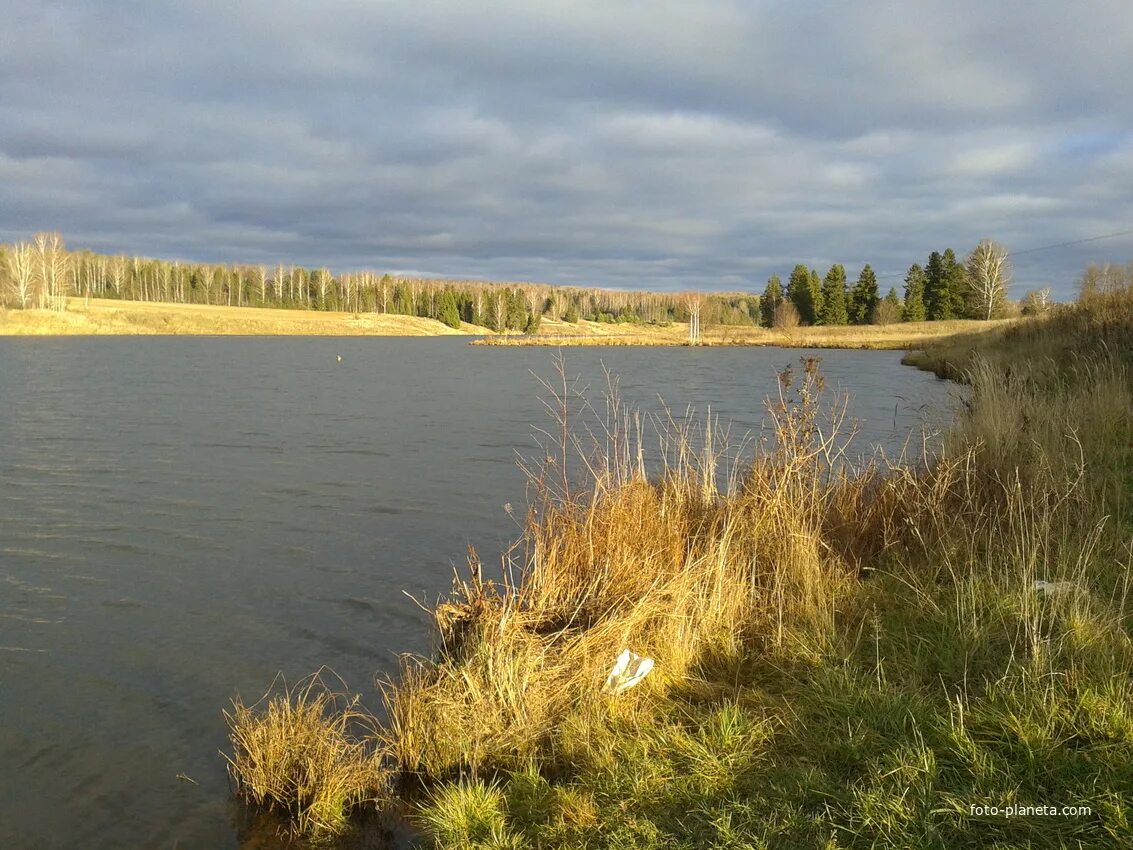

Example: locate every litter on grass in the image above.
[602,649,654,695]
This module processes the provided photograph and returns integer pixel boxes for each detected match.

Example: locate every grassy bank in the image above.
[227,292,1133,848]
[0,299,1007,349]
[475,317,1012,349]
[0,298,489,336]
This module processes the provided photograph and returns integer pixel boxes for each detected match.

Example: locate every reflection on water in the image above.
[0,337,956,848]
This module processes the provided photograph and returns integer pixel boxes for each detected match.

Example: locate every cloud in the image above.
[949,141,1041,178]
[1,0,1132,299]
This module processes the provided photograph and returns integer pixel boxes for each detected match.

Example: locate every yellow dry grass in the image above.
[476,317,1013,349]
[224,672,390,837]
[0,298,491,336]
[380,358,930,777]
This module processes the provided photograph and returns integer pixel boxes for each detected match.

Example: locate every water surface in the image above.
[0,337,956,848]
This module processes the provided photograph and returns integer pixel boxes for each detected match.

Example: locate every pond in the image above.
[0,337,956,848]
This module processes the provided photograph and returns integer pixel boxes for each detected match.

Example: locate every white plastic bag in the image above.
[602,648,654,694]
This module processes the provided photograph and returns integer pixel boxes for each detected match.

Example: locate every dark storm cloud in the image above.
[2,0,1132,298]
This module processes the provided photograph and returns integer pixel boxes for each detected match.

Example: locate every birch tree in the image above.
[131,255,143,300]
[33,232,69,310]
[109,255,125,298]
[94,255,108,298]
[292,269,305,306]
[685,292,703,344]
[199,265,215,304]
[525,287,543,323]
[967,239,1010,320]
[5,241,35,307]
[492,291,507,331]
[1021,286,1053,315]
[316,268,330,308]
[255,266,267,305]
[77,253,95,302]
[271,266,285,306]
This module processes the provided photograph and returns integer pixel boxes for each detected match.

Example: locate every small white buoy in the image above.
[602,648,654,695]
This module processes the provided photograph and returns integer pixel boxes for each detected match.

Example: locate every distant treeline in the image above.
[1,233,1065,330]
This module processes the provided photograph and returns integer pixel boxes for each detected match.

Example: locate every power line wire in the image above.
[869,227,1133,283]
[1007,228,1133,258]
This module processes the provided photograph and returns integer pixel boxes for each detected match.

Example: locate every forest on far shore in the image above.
[1,233,1072,334]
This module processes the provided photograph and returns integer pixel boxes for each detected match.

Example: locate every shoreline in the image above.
[474,316,1014,349]
[1,300,1015,351]
[225,291,1133,846]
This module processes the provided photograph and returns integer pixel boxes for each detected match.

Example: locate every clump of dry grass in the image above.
[224,671,390,837]
[382,357,892,777]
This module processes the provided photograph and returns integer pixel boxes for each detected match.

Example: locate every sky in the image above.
[2,1,1131,299]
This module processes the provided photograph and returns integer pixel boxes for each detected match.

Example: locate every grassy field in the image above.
[226,292,1133,848]
[477,317,1013,349]
[0,298,489,336]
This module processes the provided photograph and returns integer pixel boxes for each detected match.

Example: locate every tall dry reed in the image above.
[382,356,899,777]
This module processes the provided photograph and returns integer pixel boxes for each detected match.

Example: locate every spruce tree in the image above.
[902,264,927,322]
[439,289,461,329]
[924,251,951,320]
[786,265,809,321]
[848,264,880,324]
[809,268,825,323]
[760,275,783,328]
[563,301,579,323]
[394,282,414,315]
[507,290,527,330]
[942,248,971,318]
[819,264,848,325]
